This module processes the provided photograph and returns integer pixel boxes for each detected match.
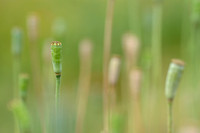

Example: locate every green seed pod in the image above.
[11,27,23,56]
[19,74,29,101]
[9,99,31,132]
[165,59,185,100]
[51,41,62,74]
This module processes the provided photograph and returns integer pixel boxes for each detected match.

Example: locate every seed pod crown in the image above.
[51,41,62,74]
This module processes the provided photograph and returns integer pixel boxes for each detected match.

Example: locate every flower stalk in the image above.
[51,41,62,132]
[165,59,185,133]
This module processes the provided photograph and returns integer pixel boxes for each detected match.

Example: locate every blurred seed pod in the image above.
[129,69,142,98]
[19,74,29,102]
[108,56,121,86]
[51,41,63,74]
[165,59,185,100]
[79,39,93,60]
[11,27,23,56]
[52,18,67,39]
[9,99,31,132]
[122,33,140,68]
[192,0,200,23]
[27,13,39,42]
[179,126,200,133]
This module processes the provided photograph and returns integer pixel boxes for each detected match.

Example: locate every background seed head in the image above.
[108,55,121,86]
[9,99,31,131]
[165,59,185,100]
[11,27,23,56]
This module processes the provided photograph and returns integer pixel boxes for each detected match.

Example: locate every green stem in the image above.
[13,55,20,133]
[55,74,61,132]
[167,100,173,133]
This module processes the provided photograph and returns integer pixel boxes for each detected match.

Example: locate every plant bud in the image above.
[165,59,185,100]
[52,18,67,39]
[108,56,121,86]
[179,126,200,133]
[27,13,38,42]
[19,74,29,101]
[79,39,93,59]
[9,99,31,131]
[51,41,62,74]
[122,33,140,67]
[11,27,23,56]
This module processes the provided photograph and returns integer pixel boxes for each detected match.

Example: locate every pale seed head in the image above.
[165,59,185,100]
[108,55,121,86]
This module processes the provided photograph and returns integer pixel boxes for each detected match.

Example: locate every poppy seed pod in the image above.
[165,59,185,100]
[27,14,38,42]
[108,56,121,86]
[9,100,31,131]
[19,74,29,101]
[51,41,62,75]
[122,33,140,67]
[11,27,23,56]
[52,18,67,39]
[79,39,92,59]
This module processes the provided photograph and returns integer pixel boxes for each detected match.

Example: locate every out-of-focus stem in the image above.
[76,40,92,133]
[103,0,115,133]
[151,2,162,90]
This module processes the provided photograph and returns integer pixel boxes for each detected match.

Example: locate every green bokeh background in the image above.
[0,0,194,132]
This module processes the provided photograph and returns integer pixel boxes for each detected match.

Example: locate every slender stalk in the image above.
[13,56,20,97]
[42,40,54,133]
[129,69,144,133]
[167,100,173,133]
[10,99,31,133]
[51,41,62,132]
[11,27,23,133]
[103,0,115,132]
[151,2,163,91]
[76,39,92,133]
[27,13,41,98]
[165,59,185,133]
[55,74,61,111]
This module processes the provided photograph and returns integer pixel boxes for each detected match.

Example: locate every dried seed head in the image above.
[9,99,31,131]
[108,55,121,86]
[122,33,140,67]
[165,59,185,100]
[129,69,142,97]
[11,27,23,56]
[51,41,62,74]
[19,74,29,101]
[179,126,200,133]
[79,39,93,59]
[27,13,38,42]
[52,18,67,38]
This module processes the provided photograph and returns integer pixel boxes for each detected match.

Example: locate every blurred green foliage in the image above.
[0,0,192,132]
